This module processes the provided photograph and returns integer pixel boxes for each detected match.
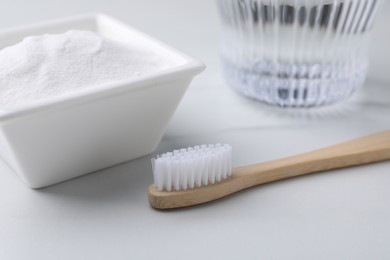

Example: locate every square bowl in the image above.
[0,14,205,188]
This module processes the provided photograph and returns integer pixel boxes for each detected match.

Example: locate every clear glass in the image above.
[218,0,383,107]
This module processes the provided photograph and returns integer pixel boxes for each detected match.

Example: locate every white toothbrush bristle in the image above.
[151,144,233,192]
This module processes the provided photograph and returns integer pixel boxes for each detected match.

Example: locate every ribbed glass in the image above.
[218,0,383,107]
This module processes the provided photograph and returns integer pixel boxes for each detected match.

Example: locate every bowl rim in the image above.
[0,13,205,124]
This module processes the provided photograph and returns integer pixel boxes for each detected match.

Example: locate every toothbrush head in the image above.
[151,144,232,192]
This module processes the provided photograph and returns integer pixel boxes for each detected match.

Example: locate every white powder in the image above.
[0,30,177,109]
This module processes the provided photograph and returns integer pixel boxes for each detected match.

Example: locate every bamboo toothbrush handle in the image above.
[234,130,390,187]
[148,131,390,209]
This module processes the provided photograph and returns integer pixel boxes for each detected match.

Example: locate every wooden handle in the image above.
[149,131,390,209]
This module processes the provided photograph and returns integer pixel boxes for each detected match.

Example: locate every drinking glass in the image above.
[218,0,383,107]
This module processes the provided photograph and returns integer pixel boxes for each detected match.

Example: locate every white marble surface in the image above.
[0,1,390,259]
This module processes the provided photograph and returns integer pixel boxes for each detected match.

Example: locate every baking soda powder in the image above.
[0,30,176,109]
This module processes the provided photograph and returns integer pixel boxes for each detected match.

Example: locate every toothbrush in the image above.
[149,131,390,209]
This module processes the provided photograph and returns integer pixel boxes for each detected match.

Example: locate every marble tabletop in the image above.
[0,0,389,259]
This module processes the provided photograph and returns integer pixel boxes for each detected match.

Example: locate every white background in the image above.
[0,0,390,259]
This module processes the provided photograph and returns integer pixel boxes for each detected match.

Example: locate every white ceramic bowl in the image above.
[0,14,205,188]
